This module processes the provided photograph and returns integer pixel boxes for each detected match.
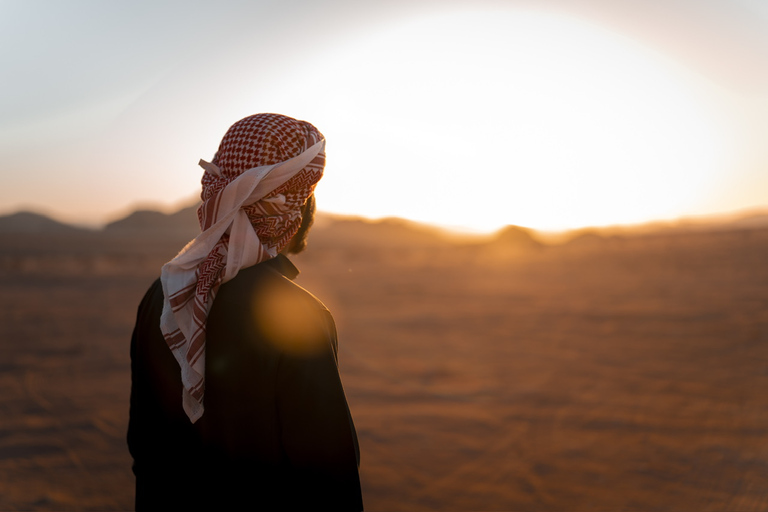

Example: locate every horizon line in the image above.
[2,202,768,238]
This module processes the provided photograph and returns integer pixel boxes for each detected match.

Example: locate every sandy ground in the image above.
[1,226,767,510]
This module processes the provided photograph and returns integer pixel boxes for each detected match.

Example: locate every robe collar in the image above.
[264,253,300,280]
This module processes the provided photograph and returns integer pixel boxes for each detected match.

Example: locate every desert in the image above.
[1,207,767,510]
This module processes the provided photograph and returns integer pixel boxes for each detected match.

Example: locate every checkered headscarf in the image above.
[160,113,325,422]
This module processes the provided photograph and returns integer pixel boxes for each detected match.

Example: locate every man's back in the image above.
[128,255,362,510]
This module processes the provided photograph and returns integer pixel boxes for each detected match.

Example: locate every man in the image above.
[127,114,363,510]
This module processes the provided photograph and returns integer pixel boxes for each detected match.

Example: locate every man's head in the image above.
[162,113,326,422]
[198,113,324,255]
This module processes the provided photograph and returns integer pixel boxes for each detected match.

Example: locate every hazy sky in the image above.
[2,0,767,232]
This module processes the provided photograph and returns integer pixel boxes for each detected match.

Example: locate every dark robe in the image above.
[128,255,363,511]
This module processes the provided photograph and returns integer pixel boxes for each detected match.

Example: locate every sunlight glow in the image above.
[256,8,733,232]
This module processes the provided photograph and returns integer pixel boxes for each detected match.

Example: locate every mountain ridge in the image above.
[2,205,768,247]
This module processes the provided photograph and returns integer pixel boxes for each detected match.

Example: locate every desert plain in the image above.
[0,209,767,511]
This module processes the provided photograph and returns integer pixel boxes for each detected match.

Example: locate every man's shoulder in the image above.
[221,258,329,314]
[211,257,333,333]
[211,258,335,355]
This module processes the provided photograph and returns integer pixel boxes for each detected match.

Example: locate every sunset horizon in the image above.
[3,196,768,239]
[3,0,767,235]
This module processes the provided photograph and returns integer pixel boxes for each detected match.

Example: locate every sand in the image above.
[1,224,767,510]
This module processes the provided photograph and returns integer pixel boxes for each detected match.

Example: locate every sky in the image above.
[2,0,767,232]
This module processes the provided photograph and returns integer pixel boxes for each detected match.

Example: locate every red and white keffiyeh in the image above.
[160,114,326,422]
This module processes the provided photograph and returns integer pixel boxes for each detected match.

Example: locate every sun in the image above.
[252,8,733,232]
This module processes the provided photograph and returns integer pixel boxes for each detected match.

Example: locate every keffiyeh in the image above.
[160,113,326,422]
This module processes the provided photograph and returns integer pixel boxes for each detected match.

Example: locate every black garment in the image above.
[128,255,362,511]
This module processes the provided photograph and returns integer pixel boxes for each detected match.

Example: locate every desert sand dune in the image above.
[0,215,767,510]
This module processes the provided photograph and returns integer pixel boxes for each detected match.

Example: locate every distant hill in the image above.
[482,226,545,257]
[310,216,451,249]
[0,211,90,234]
[489,225,543,250]
[571,210,768,239]
[2,205,768,250]
[104,205,200,239]
[560,228,626,249]
[725,212,768,230]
